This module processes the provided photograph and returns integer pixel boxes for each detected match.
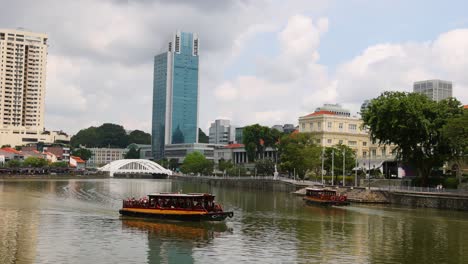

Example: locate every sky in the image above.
[1,0,467,134]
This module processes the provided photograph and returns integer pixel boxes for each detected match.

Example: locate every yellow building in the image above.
[298,105,395,160]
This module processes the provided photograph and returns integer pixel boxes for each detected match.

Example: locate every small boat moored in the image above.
[119,193,234,221]
[303,187,350,206]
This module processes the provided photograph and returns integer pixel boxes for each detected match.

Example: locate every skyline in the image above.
[1,0,468,134]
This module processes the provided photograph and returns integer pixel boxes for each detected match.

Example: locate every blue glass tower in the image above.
[152,31,199,160]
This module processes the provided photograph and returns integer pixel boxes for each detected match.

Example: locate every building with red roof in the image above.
[70,156,86,169]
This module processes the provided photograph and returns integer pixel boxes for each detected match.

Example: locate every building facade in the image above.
[152,31,200,160]
[413,79,452,102]
[0,29,47,146]
[164,143,223,164]
[209,119,234,145]
[298,105,395,160]
[85,147,128,168]
[214,143,278,165]
[0,29,70,147]
[235,127,244,144]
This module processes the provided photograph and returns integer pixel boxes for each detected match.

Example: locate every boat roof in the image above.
[147,193,215,198]
[305,187,336,192]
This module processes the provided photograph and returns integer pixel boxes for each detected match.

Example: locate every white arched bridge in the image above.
[99,159,172,177]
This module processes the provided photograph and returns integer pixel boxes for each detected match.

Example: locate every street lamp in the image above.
[343,148,346,187]
[331,149,335,186]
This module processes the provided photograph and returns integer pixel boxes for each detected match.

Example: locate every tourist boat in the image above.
[303,187,350,206]
[119,193,234,221]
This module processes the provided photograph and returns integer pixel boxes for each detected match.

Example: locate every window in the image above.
[363,142,367,146]
[338,123,343,130]
[310,122,313,130]
[371,149,377,157]
[316,139,321,144]
[349,124,357,131]
[348,141,357,146]
[317,122,322,130]
[327,139,332,144]
[363,151,367,158]
[327,122,332,129]
[338,140,343,144]
[301,123,305,130]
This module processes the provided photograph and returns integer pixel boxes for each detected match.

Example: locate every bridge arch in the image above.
[99,159,172,177]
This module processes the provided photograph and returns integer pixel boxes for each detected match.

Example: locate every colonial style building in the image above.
[298,104,395,160]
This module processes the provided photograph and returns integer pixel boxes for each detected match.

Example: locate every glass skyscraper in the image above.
[152,31,200,160]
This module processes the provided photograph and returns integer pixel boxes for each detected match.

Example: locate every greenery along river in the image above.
[1,178,467,264]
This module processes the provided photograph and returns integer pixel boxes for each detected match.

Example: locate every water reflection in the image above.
[1,179,468,263]
[121,218,230,263]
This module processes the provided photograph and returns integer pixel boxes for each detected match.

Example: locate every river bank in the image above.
[0,173,109,180]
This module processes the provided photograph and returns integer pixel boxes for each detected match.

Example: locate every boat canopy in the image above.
[148,193,215,199]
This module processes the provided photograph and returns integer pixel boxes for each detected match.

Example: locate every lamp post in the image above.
[321,148,324,185]
[343,148,346,187]
[355,152,358,187]
[331,149,335,186]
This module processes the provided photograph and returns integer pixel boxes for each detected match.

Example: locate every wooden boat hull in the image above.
[303,197,350,207]
[119,208,234,221]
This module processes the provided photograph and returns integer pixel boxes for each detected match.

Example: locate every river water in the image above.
[1,178,467,264]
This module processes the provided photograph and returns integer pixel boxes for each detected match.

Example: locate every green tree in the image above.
[125,147,140,159]
[71,123,130,148]
[51,161,69,168]
[198,128,209,143]
[218,158,234,171]
[441,109,468,181]
[72,148,92,161]
[243,124,281,162]
[97,123,129,148]
[323,144,357,177]
[180,151,213,175]
[128,130,151,144]
[1,144,11,148]
[169,158,179,171]
[226,165,248,177]
[23,157,48,167]
[255,158,275,176]
[6,159,22,168]
[278,132,321,179]
[158,158,169,169]
[362,92,463,185]
[70,126,99,148]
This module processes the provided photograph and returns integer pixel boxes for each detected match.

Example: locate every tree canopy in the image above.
[242,124,281,162]
[278,132,321,178]
[125,147,140,159]
[362,91,463,184]
[180,151,213,175]
[323,144,356,176]
[23,157,48,167]
[72,148,92,161]
[71,123,151,148]
[441,109,468,178]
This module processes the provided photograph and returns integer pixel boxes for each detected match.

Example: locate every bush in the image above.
[444,177,459,189]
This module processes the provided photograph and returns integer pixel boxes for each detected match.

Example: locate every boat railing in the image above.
[122,198,224,212]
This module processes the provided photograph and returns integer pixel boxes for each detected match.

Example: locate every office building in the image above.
[152,31,199,160]
[413,79,452,102]
[85,147,128,168]
[209,119,234,145]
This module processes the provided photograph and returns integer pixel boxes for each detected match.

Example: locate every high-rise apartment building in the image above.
[152,31,200,160]
[0,29,67,147]
[209,119,234,145]
[413,79,452,102]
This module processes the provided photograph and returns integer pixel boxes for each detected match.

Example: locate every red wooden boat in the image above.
[119,193,234,221]
[303,187,350,206]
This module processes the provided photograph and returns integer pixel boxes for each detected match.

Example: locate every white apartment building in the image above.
[85,147,128,168]
[0,29,62,147]
[298,105,395,160]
